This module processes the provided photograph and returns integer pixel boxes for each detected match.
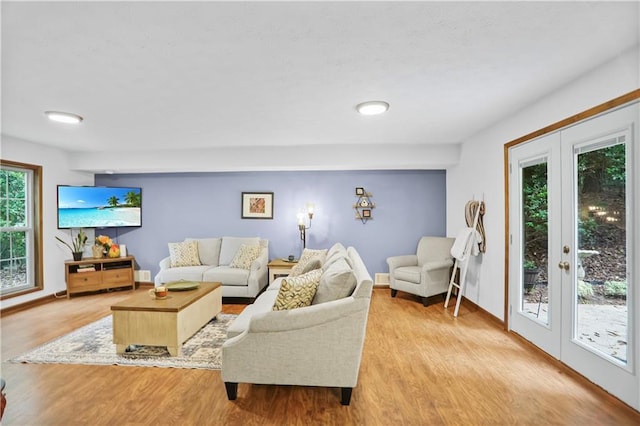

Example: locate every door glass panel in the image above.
[521,159,549,324]
[575,138,627,363]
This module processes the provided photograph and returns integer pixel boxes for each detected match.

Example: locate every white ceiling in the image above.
[2,1,639,171]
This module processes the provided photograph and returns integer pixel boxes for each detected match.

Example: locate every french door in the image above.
[508,102,638,409]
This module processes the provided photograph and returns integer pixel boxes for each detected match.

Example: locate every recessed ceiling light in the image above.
[356,101,389,115]
[44,111,83,124]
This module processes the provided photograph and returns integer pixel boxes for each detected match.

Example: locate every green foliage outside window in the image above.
[604,280,627,298]
[0,169,27,228]
[522,143,625,265]
[522,163,548,265]
[1,169,28,262]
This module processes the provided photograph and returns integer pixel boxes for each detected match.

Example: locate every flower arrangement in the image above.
[56,229,87,260]
[95,235,113,251]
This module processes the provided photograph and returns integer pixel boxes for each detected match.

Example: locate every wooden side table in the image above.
[267,259,298,284]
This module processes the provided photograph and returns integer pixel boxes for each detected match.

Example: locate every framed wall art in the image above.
[241,192,274,219]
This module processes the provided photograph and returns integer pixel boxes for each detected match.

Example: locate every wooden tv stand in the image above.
[64,256,136,298]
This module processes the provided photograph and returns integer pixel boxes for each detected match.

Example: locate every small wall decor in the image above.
[241,192,274,219]
[354,187,375,223]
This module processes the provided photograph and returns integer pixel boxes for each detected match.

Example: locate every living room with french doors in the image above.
[507,99,639,409]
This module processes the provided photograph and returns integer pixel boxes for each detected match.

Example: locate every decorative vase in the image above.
[72,252,83,261]
[92,245,104,258]
[108,244,120,258]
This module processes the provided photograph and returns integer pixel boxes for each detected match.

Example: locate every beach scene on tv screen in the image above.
[58,187,141,228]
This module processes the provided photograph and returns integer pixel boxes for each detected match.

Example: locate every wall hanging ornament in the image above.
[354,187,375,223]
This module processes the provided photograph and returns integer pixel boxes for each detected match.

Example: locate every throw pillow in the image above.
[312,258,357,305]
[289,248,327,277]
[326,242,346,258]
[292,258,322,276]
[168,241,201,268]
[185,237,221,266]
[219,237,260,265]
[323,243,348,268]
[229,244,263,269]
[273,269,322,311]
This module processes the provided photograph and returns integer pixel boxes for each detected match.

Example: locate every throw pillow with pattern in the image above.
[273,268,322,310]
[293,258,322,276]
[168,240,201,267]
[229,244,263,269]
[289,248,327,276]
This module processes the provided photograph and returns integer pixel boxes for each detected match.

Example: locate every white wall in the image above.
[447,47,640,321]
[69,143,461,174]
[1,136,94,309]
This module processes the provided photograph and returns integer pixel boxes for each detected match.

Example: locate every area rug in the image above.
[11,313,237,370]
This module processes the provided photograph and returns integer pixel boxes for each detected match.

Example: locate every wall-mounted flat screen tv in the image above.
[57,185,142,229]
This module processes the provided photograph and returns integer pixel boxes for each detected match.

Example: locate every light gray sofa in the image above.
[221,245,373,405]
[154,237,269,299]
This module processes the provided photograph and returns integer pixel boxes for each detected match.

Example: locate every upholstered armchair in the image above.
[386,236,455,306]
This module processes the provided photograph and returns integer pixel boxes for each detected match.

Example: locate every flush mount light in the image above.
[356,101,389,115]
[44,111,83,124]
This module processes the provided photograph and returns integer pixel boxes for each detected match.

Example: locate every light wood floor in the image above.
[1,287,639,425]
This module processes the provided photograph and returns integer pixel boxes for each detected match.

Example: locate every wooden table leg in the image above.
[167,346,182,357]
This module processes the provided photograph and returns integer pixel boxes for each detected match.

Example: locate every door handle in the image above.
[558,261,570,271]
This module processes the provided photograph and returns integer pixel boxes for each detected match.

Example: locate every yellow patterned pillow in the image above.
[273,269,322,310]
[229,244,263,269]
[168,241,201,267]
[289,248,327,276]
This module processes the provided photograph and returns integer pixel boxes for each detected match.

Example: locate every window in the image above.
[0,160,42,299]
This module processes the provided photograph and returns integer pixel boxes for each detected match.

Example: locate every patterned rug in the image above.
[11,313,237,370]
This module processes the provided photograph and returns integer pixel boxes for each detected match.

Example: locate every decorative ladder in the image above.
[444,201,482,317]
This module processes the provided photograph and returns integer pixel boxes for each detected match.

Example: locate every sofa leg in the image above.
[421,297,429,307]
[341,387,352,405]
[224,382,238,400]
[391,289,397,297]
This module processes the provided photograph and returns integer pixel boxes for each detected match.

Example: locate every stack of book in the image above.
[77,264,96,273]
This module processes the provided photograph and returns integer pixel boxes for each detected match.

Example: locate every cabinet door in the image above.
[103,268,133,285]
[68,271,102,292]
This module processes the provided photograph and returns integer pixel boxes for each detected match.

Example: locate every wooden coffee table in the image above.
[111,282,222,356]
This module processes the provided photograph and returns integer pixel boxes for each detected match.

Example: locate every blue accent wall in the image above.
[96,170,446,280]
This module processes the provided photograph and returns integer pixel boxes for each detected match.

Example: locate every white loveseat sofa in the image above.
[221,244,373,405]
[154,237,269,299]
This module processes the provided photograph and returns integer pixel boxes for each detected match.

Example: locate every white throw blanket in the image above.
[451,227,483,261]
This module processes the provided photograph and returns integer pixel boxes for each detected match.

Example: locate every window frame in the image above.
[0,159,43,299]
